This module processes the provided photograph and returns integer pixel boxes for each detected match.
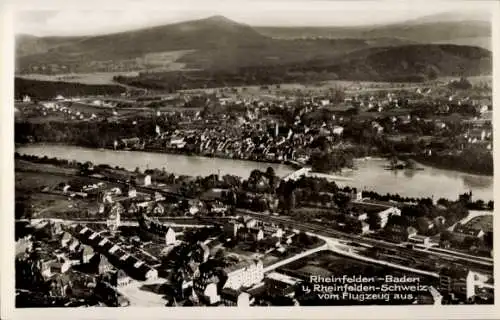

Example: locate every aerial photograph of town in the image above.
[10,0,495,311]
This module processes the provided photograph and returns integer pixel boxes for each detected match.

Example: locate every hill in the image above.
[297,44,492,82]
[16,15,272,73]
[16,34,88,57]
[14,78,125,100]
[255,18,491,49]
[113,44,491,90]
[16,15,492,80]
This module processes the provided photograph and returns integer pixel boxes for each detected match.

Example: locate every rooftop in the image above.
[266,272,301,286]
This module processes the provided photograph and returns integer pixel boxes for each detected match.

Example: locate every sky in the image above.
[11,0,494,37]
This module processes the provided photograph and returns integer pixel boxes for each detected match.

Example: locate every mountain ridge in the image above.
[15,15,492,80]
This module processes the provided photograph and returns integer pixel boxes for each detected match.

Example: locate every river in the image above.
[16,145,494,201]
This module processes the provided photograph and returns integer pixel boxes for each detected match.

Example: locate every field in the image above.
[278,251,437,284]
[16,170,73,193]
[16,72,138,85]
[464,215,493,232]
[16,50,200,86]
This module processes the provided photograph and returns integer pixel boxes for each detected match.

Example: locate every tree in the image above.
[297,231,314,246]
[487,200,494,210]
[440,230,453,242]
[266,167,277,192]
[367,213,382,230]
[483,231,493,248]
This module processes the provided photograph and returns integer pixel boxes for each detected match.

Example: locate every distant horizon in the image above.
[14,0,493,37]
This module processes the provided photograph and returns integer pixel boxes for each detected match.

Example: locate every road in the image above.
[116,278,168,307]
[17,167,193,200]
[236,209,493,274]
[320,236,440,278]
[29,218,211,228]
[447,210,493,232]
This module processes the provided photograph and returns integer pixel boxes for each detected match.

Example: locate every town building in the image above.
[439,268,475,301]
[80,244,95,264]
[48,274,72,297]
[265,272,301,297]
[220,288,251,307]
[224,259,264,290]
[332,126,344,135]
[106,203,124,232]
[165,227,176,246]
[50,260,72,274]
[135,174,152,187]
[224,221,243,239]
[197,282,221,305]
[350,200,401,229]
[408,235,431,247]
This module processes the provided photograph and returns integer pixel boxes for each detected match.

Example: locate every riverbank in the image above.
[17,140,493,178]
[408,154,493,177]
[15,144,494,201]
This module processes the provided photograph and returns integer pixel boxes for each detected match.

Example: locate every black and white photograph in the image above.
[1,0,498,318]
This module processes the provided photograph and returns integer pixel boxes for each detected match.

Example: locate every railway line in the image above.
[236,209,494,275]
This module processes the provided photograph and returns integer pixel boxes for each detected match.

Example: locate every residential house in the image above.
[60,232,72,248]
[35,258,54,280]
[50,260,72,274]
[126,185,137,198]
[68,239,81,252]
[265,272,301,297]
[465,129,487,143]
[271,228,284,239]
[135,174,152,187]
[165,228,176,246]
[385,224,417,242]
[349,210,368,222]
[141,265,158,281]
[439,268,475,301]
[244,217,258,229]
[80,244,95,264]
[220,288,251,307]
[198,282,221,305]
[109,269,132,287]
[247,228,264,242]
[48,274,72,297]
[93,254,113,275]
[15,237,33,258]
[151,202,165,216]
[211,201,228,215]
[106,203,123,232]
[350,200,401,229]
[416,217,435,234]
[262,236,281,251]
[371,121,384,134]
[332,126,344,136]
[224,221,242,239]
[359,222,370,235]
[408,235,431,247]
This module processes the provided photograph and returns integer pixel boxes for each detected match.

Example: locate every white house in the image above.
[165,228,176,245]
[145,268,158,281]
[106,208,121,232]
[136,174,152,187]
[332,126,344,136]
[224,260,264,290]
